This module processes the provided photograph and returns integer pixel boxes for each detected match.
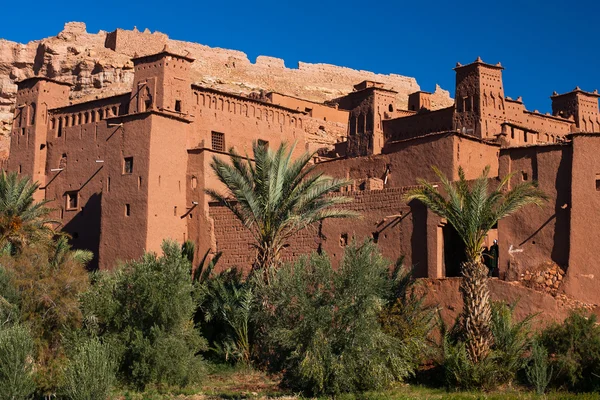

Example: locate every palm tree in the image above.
[0,170,55,253]
[405,166,547,363]
[207,141,357,277]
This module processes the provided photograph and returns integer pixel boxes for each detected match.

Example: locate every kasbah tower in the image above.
[5,22,600,318]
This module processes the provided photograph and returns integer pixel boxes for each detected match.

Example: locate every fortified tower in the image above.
[129,45,194,116]
[452,57,505,139]
[337,81,397,157]
[7,78,70,200]
[551,88,600,132]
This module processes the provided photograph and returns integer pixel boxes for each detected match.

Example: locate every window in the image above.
[388,104,393,112]
[596,174,600,191]
[57,119,63,137]
[211,131,225,151]
[123,157,134,174]
[66,191,78,210]
[175,100,182,112]
[174,206,178,216]
[258,139,269,149]
[18,165,22,174]
[522,171,528,181]
[340,233,348,247]
[125,204,131,216]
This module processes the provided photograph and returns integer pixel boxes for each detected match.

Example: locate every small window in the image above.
[123,157,134,174]
[522,171,528,181]
[388,104,393,112]
[18,165,22,174]
[211,131,225,151]
[21,128,26,136]
[174,206,177,216]
[66,191,78,210]
[191,176,198,189]
[258,139,269,149]
[175,100,182,112]
[596,174,600,191]
[340,233,348,247]
[125,204,131,216]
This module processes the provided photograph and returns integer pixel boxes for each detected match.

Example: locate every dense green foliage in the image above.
[441,302,534,390]
[526,339,553,395]
[207,141,356,273]
[81,241,207,389]
[253,241,421,395]
[541,310,600,391]
[62,338,116,400]
[0,324,36,400]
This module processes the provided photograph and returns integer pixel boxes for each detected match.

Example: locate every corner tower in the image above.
[129,45,194,115]
[551,88,600,132]
[7,77,70,200]
[452,57,505,139]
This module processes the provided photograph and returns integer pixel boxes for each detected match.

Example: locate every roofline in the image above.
[453,59,504,71]
[49,93,131,113]
[267,91,346,110]
[500,141,570,151]
[191,84,306,114]
[523,110,574,123]
[132,50,195,63]
[385,130,501,148]
[410,90,433,95]
[551,88,600,99]
[17,76,72,87]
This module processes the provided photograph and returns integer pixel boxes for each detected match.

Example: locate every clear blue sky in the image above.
[2,0,598,113]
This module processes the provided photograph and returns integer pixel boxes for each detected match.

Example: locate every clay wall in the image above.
[497,144,571,281]
[98,113,153,269]
[383,107,454,142]
[190,86,306,158]
[267,92,349,124]
[145,113,191,254]
[209,186,428,275]
[452,134,500,180]
[564,134,600,304]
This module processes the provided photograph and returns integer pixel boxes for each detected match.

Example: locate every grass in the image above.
[113,365,600,399]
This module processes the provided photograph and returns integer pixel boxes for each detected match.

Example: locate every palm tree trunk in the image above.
[460,260,492,363]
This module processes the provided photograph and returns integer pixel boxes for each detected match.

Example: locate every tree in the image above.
[207,141,357,275]
[405,166,547,363]
[0,170,55,253]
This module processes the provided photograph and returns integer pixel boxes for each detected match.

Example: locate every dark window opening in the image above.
[57,119,63,137]
[125,204,131,216]
[258,139,269,149]
[372,231,380,243]
[175,100,182,112]
[124,157,134,174]
[29,103,36,125]
[66,192,78,210]
[21,128,26,136]
[340,233,348,247]
[522,171,528,181]
[211,131,225,151]
[388,104,394,112]
[72,232,79,239]
[18,165,22,174]
[596,176,600,191]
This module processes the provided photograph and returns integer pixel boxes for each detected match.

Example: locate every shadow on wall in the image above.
[409,201,428,278]
[62,192,102,271]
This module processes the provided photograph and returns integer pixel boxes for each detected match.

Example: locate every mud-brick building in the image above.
[7,52,600,306]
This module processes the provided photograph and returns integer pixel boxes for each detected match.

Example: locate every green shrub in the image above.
[441,301,533,390]
[0,324,36,400]
[197,267,253,365]
[526,339,552,395]
[254,240,420,396]
[63,338,116,400]
[541,309,600,391]
[81,241,207,389]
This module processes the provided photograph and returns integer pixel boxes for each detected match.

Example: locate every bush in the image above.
[254,240,420,396]
[63,338,116,400]
[441,301,533,390]
[0,324,36,400]
[541,309,600,391]
[197,267,253,365]
[81,241,207,389]
[526,339,552,395]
